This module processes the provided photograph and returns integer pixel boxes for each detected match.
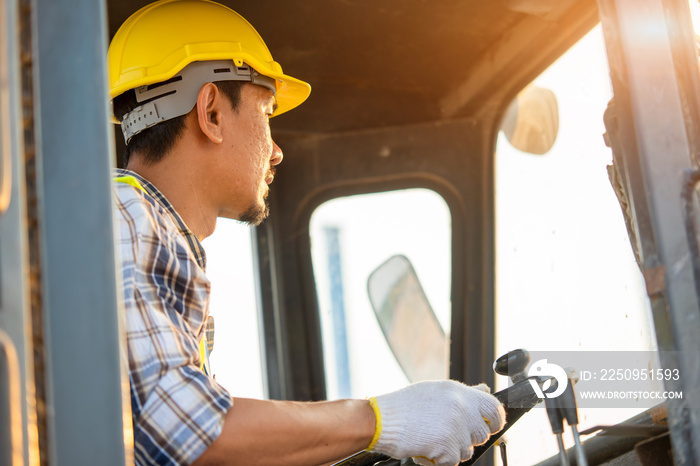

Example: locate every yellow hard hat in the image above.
[108,0,310,119]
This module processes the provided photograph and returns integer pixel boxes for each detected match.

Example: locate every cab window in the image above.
[202,218,265,399]
[310,189,451,400]
[495,25,656,464]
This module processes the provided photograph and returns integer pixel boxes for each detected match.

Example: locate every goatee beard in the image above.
[238,197,270,226]
[239,167,275,226]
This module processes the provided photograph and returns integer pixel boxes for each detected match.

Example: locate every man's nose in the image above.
[271,141,283,166]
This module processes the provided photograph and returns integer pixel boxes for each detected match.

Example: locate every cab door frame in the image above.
[597,0,700,461]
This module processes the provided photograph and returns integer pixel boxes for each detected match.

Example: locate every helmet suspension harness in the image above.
[120,60,277,143]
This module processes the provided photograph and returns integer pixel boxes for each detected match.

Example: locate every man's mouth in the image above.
[265,167,276,185]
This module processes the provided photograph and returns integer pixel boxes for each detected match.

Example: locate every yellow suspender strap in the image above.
[199,336,210,375]
[115,175,146,192]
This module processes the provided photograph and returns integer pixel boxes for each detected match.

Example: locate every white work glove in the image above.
[367,380,506,466]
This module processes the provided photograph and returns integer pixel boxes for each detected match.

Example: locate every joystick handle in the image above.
[494,349,530,383]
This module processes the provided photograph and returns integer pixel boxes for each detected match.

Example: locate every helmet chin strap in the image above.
[120,60,277,143]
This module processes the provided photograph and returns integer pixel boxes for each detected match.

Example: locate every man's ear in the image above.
[196,83,224,144]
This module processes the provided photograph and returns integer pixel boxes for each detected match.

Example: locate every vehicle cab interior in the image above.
[1,0,699,464]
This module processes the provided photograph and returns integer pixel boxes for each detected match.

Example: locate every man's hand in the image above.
[369,380,506,466]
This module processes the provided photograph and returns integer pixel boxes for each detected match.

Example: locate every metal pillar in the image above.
[30,0,132,463]
[252,221,294,401]
[598,0,700,463]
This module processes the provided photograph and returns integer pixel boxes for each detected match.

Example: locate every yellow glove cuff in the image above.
[366,397,382,451]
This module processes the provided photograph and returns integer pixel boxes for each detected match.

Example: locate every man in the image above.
[109,1,506,465]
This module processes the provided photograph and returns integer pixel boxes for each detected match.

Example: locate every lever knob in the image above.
[494,349,530,383]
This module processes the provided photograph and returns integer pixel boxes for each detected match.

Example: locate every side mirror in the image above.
[367,255,448,383]
[500,85,559,155]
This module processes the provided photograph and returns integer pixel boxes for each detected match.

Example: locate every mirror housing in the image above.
[501,85,559,155]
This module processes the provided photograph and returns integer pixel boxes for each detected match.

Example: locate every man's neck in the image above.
[126,155,217,241]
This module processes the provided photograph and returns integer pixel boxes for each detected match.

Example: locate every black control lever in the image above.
[460,374,548,465]
[553,374,588,466]
[459,349,538,465]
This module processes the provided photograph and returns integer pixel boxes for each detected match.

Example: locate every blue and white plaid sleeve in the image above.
[115,183,233,465]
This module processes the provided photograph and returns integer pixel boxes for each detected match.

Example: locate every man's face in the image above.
[214,83,282,225]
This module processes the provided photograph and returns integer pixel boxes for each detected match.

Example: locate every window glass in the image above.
[495,26,656,464]
[201,218,265,399]
[690,0,700,34]
[310,189,451,400]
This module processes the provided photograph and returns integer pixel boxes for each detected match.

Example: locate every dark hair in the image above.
[112,80,245,166]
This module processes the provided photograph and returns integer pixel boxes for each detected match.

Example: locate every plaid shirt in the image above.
[113,169,232,465]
